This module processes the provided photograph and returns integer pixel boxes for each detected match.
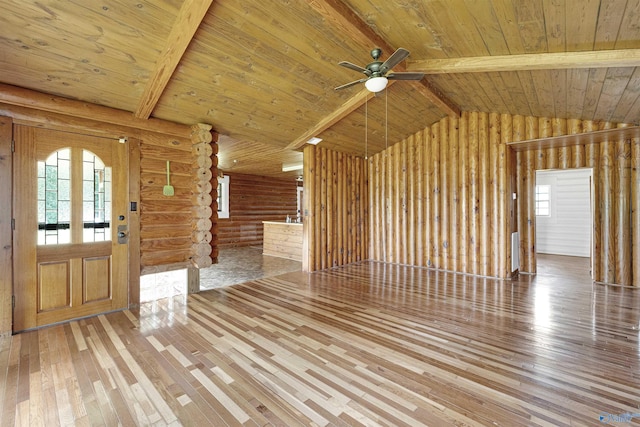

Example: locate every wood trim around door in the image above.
[128,138,141,308]
[0,116,13,336]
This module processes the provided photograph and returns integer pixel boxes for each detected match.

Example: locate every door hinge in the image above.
[11,140,15,152]
[11,218,15,230]
[12,296,15,308]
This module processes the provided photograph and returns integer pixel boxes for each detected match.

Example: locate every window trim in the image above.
[535,184,551,217]
[217,175,230,219]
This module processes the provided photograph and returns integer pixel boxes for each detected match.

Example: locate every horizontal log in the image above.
[191,255,212,268]
[140,224,193,240]
[139,199,194,214]
[195,180,213,195]
[0,83,191,137]
[193,218,212,231]
[141,250,192,268]
[140,172,193,189]
[140,237,192,252]
[192,142,213,156]
[193,193,213,207]
[140,143,195,161]
[192,242,212,257]
[192,205,213,218]
[196,167,213,182]
[193,155,213,169]
[142,212,191,224]
[191,230,212,243]
[141,157,193,175]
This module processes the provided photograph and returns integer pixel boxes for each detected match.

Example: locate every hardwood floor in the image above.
[2,257,640,426]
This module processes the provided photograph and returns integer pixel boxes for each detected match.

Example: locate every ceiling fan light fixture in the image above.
[365,76,388,92]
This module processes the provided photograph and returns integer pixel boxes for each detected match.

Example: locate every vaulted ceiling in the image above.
[1,0,639,178]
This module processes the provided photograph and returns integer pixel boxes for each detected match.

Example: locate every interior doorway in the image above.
[534,168,593,278]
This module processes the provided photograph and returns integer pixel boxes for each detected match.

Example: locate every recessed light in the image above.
[307,137,322,145]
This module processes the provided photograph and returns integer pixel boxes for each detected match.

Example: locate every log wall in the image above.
[368,112,638,285]
[368,113,514,278]
[302,145,368,272]
[516,118,640,287]
[138,129,210,274]
[217,173,298,248]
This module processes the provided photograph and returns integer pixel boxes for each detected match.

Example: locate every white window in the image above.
[535,185,550,216]
[217,175,230,219]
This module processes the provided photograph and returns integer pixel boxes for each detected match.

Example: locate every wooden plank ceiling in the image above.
[1,0,639,178]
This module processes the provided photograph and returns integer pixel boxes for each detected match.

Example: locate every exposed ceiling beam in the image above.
[287,0,459,150]
[134,0,214,119]
[408,49,640,74]
[285,87,376,150]
[0,83,190,137]
[416,80,461,117]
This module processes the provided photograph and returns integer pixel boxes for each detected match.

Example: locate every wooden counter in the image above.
[262,221,302,261]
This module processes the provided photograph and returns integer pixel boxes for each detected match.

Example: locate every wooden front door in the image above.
[13,126,129,332]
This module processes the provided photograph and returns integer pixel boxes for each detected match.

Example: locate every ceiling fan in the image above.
[335,47,425,93]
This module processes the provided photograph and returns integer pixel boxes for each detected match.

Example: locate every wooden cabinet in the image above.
[262,221,302,261]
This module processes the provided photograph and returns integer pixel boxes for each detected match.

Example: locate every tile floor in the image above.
[140,246,302,302]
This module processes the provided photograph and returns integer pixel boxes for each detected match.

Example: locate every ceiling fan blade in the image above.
[380,48,410,73]
[339,61,371,75]
[334,78,367,90]
[387,72,425,81]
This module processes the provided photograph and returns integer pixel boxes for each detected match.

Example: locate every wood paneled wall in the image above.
[217,173,298,248]
[302,146,368,272]
[368,113,513,278]
[516,118,640,287]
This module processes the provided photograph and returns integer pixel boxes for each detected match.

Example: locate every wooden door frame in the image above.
[128,138,141,308]
[0,116,13,336]
[2,122,142,334]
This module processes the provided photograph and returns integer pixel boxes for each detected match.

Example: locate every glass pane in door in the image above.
[37,148,71,245]
[83,150,111,242]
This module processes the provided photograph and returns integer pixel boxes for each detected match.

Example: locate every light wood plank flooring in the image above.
[2,257,640,426]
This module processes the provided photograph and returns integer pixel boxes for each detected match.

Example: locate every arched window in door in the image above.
[37,148,112,245]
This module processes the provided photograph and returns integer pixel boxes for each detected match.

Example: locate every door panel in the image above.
[38,262,70,311]
[13,126,128,332]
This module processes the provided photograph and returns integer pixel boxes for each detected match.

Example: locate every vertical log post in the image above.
[615,124,631,285]
[415,131,425,266]
[632,134,640,286]
[599,122,615,283]
[190,124,214,281]
[489,113,501,277]
[449,117,459,273]
[440,118,450,270]
[468,112,479,275]
[458,113,469,274]
[478,113,489,276]
[431,122,441,269]
[302,145,314,272]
